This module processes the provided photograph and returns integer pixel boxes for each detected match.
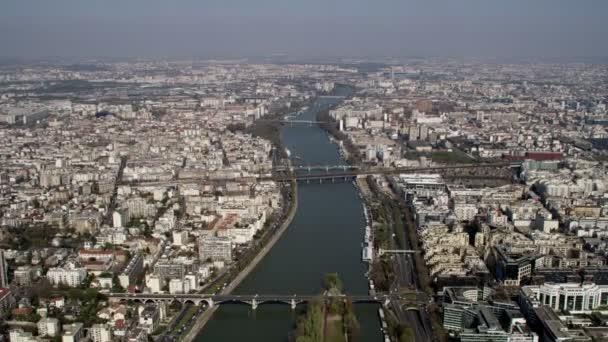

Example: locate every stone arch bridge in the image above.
[108,293,422,311]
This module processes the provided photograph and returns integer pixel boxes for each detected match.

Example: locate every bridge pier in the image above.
[251,298,258,310]
[291,299,297,310]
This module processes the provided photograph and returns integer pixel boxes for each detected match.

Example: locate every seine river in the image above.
[195,86,383,341]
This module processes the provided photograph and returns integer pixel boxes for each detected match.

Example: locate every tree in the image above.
[322,273,343,293]
[294,298,324,342]
[112,275,125,293]
[344,311,361,340]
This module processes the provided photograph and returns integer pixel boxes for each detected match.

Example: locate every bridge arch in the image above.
[257,299,300,307]
[214,299,252,307]
[143,298,158,305]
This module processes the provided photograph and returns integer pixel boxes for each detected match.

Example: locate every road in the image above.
[369,176,435,342]
[102,156,127,225]
[181,178,299,342]
[157,303,207,342]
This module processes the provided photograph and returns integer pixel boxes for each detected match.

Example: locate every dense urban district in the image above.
[1,59,608,342]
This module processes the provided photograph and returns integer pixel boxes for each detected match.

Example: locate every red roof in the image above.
[12,307,33,316]
[0,288,10,300]
[115,319,126,329]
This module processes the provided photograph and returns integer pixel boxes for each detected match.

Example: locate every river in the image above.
[195,86,383,342]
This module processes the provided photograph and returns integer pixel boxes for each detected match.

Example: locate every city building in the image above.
[46,266,88,287]
[491,246,537,286]
[0,249,7,288]
[198,235,232,262]
[37,317,61,337]
[62,322,84,342]
[90,323,113,342]
[9,329,39,342]
[118,253,144,289]
[520,282,608,314]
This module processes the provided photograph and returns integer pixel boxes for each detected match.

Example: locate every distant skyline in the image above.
[1,0,607,60]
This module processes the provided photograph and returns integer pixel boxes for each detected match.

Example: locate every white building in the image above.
[172,230,188,246]
[453,202,478,222]
[0,249,7,288]
[169,278,191,294]
[112,210,128,228]
[62,322,84,342]
[198,236,232,262]
[46,267,87,287]
[138,305,160,334]
[184,273,199,292]
[521,282,608,314]
[90,323,113,342]
[98,276,113,289]
[9,329,38,342]
[37,317,60,337]
[146,274,164,294]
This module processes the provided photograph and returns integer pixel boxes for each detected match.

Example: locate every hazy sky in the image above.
[1,0,607,60]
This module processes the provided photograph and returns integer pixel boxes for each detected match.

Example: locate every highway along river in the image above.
[195,86,383,341]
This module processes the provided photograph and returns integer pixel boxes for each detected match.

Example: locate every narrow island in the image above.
[292,273,361,342]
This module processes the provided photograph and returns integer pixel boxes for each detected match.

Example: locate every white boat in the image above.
[362,246,373,262]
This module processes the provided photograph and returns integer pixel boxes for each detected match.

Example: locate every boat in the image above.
[362,246,373,262]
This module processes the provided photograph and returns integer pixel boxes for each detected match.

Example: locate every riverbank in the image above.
[182,179,299,342]
[190,85,384,342]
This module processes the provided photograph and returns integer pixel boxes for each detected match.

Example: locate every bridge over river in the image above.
[108,292,425,310]
[121,161,521,187]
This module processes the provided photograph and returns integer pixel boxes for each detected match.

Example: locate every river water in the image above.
[195,86,382,341]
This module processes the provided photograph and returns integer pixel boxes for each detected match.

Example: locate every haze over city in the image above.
[2,2,608,342]
[1,0,608,60]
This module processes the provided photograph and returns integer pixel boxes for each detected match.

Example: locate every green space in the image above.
[1,224,60,249]
[325,317,346,342]
[293,274,360,342]
[294,298,325,342]
[228,98,312,158]
[152,324,168,336]
[316,109,362,165]
[365,183,409,292]
[171,304,198,335]
[27,284,109,327]
[386,310,414,342]
[370,256,394,293]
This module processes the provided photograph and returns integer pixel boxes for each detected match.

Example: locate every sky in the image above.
[1,0,607,60]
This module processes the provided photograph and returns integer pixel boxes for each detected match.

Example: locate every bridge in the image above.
[257,119,326,125]
[318,95,346,99]
[274,164,360,172]
[121,162,520,186]
[378,249,420,256]
[107,293,422,310]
